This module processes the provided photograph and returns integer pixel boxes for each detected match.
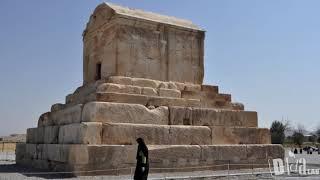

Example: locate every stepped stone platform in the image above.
[16,2,284,176]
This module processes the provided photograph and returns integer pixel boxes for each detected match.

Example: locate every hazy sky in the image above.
[0,0,319,136]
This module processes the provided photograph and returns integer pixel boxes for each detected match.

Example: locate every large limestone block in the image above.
[169,107,193,125]
[96,92,200,107]
[40,144,136,168]
[169,126,211,145]
[87,145,137,169]
[265,144,285,159]
[159,88,181,98]
[200,145,247,163]
[107,76,132,85]
[82,102,169,125]
[51,103,66,112]
[50,104,83,125]
[169,106,258,127]
[191,108,257,127]
[102,123,211,145]
[58,122,102,144]
[132,78,159,88]
[246,144,285,162]
[66,81,101,105]
[201,85,219,94]
[97,83,141,94]
[38,112,52,127]
[210,127,271,144]
[20,144,44,160]
[27,127,44,144]
[102,123,170,145]
[96,92,148,105]
[141,87,158,96]
[26,144,41,160]
[43,126,59,144]
[148,145,202,167]
[184,84,201,92]
[15,143,26,162]
[146,95,200,107]
[41,144,89,164]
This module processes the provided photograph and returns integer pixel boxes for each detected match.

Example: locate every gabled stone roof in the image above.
[104,2,204,31]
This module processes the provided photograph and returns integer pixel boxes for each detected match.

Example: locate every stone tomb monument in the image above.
[16,2,284,175]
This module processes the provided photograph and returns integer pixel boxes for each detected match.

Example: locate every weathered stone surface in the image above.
[15,143,26,162]
[107,76,132,85]
[102,123,170,145]
[148,145,202,167]
[174,82,185,91]
[200,145,247,163]
[42,144,89,164]
[192,109,257,127]
[169,106,257,127]
[66,81,101,105]
[141,87,158,96]
[210,127,270,144]
[51,103,66,112]
[201,85,218,94]
[216,94,232,103]
[26,127,44,144]
[167,82,178,90]
[159,88,181,98]
[82,102,169,125]
[43,126,59,144]
[50,104,83,125]
[37,112,52,127]
[184,84,201,91]
[102,123,211,145]
[96,92,200,107]
[168,126,211,145]
[58,122,102,144]
[146,96,200,107]
[231,102,245,111]
[16,144,284,174]
[87,145,137,169]
[97,83,141,94]
[132,78,159,89]
[265,144,285,159]
[83,3,204,84]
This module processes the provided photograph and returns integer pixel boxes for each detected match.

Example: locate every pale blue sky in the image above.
[0,0,319,136]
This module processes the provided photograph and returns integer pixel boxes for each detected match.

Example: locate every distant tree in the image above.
[292,131,304,146]
[316,128,320,143]
[316,128,320,137]
[308,134,317,143]
[270,121,286,144]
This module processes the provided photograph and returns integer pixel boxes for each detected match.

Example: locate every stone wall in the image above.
[83,4,204,84]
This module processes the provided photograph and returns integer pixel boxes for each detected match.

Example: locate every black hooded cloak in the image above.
[134,138,149,180]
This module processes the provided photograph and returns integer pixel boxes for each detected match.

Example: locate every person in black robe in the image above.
[134,138,149,180]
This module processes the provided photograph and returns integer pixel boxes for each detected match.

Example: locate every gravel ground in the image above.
[0,149,320,179]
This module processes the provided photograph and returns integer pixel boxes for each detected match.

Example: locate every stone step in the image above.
[39,102,256,127]
[16,143,284,175]
[64,76,241,110]
[102,123,211,145]
[169,106,257,127]
[94,92,201,107]
[28,122,269,145]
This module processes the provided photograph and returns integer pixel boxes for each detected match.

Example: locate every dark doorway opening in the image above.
[95,63,101,80]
